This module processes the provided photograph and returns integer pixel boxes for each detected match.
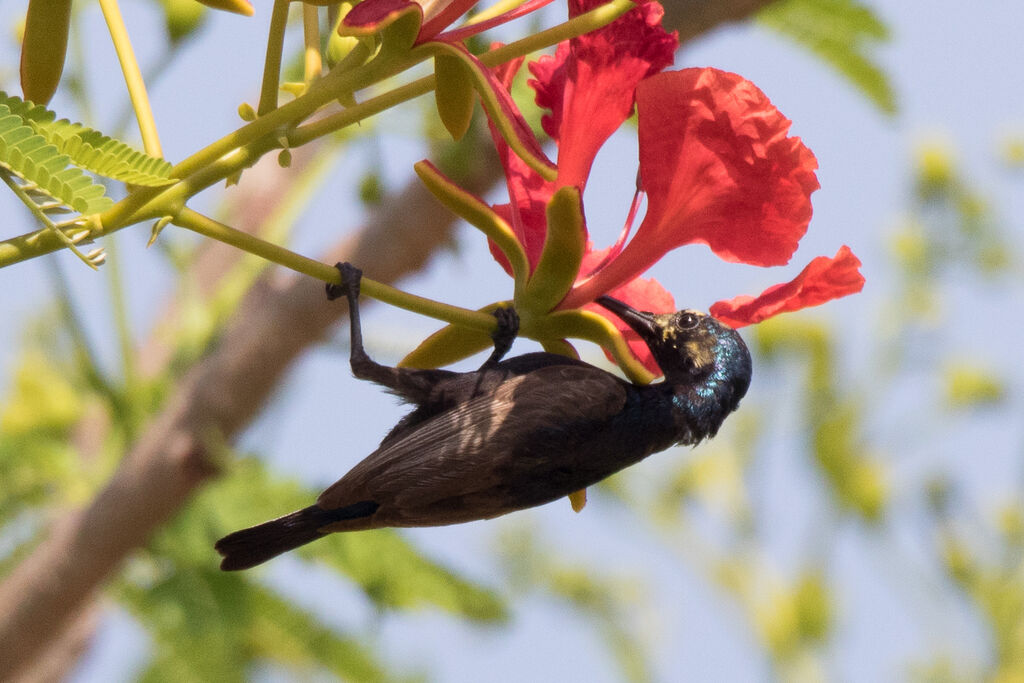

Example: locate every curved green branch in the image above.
[258,0,291,115]
[173,208,498,332]
[98,0,162,157]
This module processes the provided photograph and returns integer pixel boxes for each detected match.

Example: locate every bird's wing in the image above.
[316,363,628,513]
[376,353,594,447]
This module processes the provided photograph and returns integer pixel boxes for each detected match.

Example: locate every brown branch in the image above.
[0,0,780,676]
[11,602,100,683]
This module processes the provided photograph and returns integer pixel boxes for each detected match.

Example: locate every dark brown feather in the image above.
[316,364,628,528]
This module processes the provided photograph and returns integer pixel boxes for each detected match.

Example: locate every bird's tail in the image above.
[215,501,379,571]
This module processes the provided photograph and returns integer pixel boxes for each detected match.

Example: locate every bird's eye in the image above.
[679,312,699,329]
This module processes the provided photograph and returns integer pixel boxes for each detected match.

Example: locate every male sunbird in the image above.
[216,263,751,570]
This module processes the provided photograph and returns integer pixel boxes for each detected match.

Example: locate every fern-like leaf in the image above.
[0,92,175,187]
[0,109,112,215]
[759,0,896,115]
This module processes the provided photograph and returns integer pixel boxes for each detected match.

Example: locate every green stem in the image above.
[303,4,323,84]
[258,0,291,115]
[170,43,401,182]
[290,70,433,146]
[216,142,343,298]
[97,0,162,157]
[172,208,497,332]
[465,0,528,25]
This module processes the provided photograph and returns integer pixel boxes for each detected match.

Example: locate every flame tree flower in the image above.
[403,0,864,380]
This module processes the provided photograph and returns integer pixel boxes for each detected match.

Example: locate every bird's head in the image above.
[597,296,752,411]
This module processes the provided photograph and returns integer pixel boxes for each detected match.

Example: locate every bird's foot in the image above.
[481,305,520,369]
[492,306,520,346]
[326,262,362,301]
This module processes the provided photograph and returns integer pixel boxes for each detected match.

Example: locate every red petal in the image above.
[419,0,480,41]
[344,0,421,31]
[435,0,554,44]
[528,42,570,141]
[561,68,819,309]
[709,246,865,328]
[579,247,675,376]
[487,139,556,271]
[635,68,819,266]
[529,1,676,190]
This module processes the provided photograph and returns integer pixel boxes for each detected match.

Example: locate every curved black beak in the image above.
[596,296,660,339]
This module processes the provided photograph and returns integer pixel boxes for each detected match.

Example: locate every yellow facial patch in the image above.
[683,340,715,370]
[655,314,679,343]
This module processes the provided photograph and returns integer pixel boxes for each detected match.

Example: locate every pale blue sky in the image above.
[2,1,1023,680]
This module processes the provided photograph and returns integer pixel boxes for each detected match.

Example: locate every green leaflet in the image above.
[759,0,896,115]
[0,112,111,215]
[0,91,175,188]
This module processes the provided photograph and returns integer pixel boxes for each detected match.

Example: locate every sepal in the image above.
[520,187,585,315]
[195,0,254,16]
[530,309,655,385]
[422,42,556,182]
[20,0,72,105]
[415,160,529,292]
[340,0,423,55]
[400,303,510,368]
[434,54,475,141]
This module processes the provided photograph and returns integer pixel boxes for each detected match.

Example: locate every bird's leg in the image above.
[327,262,378,377]
[479,306,519,370]
[327,263,456,402]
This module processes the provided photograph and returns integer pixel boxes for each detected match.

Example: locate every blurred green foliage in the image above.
[0,118,507,680]
[498,525,654,683]
[759,0,896,114]
[0,267,506,683]
[756,318,887,521]
[944,363,1005,408]
[1001,134,1024,169]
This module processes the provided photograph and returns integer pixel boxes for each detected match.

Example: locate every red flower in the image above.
[530,0,676,190]
[481,0,863,371]
[560,67,822,309]
[487,0,677,275]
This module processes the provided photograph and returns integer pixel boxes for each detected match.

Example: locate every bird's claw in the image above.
[326,262,362,301]
[492,306,520,346]
[481,306,520,369]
